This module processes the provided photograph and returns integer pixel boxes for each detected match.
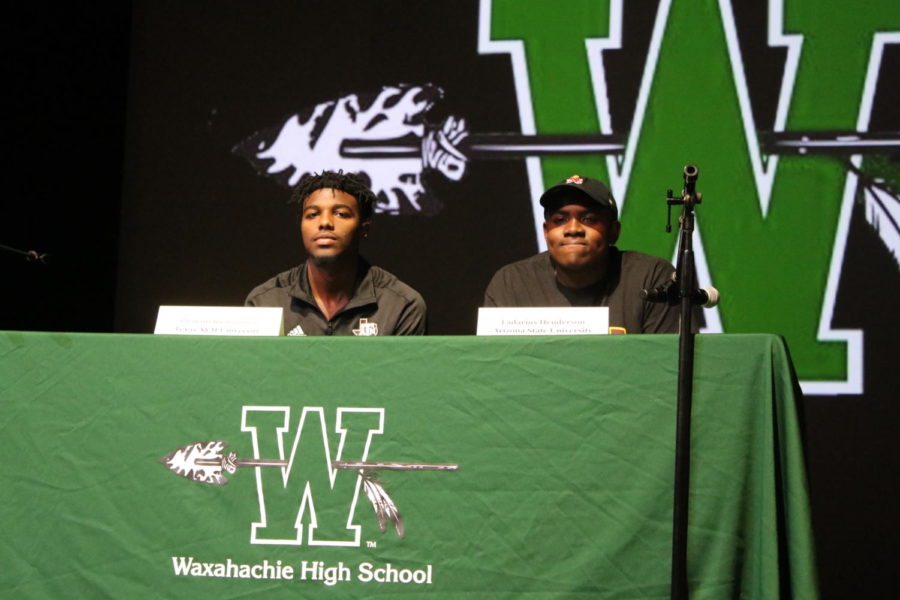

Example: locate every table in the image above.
[0,332,817,598]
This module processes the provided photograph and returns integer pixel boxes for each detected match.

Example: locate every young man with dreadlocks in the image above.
[245,171,426,336]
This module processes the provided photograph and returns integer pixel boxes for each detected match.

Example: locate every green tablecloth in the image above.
[0,332,817,598]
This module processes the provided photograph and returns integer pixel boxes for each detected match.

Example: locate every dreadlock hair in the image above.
[289,170,377,221]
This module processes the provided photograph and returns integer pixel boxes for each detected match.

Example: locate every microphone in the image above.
[641,277,720,308]
[695,286,719,308]
[26,250,50,264]
[0,243,50,264]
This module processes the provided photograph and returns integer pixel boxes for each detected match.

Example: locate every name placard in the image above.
[476,307,609,336]
[154,306,284,336]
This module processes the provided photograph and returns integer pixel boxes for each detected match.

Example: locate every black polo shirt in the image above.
[483,248,682,334]
[245,261,425,336]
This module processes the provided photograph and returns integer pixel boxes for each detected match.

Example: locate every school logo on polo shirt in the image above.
[353,319,379,336]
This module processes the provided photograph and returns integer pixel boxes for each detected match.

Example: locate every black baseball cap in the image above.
[539,174,618,218]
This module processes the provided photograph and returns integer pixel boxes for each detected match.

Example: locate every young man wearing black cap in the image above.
[245,170,426,336]
[482,174,680,334]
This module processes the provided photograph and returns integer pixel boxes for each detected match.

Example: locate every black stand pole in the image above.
[640,165,709,599]
[669,165,700,600]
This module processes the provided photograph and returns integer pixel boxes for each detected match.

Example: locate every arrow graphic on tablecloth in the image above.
[160,440,458,537]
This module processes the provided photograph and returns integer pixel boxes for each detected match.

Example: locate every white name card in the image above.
[476,307,609,336]
[154,306,284,336]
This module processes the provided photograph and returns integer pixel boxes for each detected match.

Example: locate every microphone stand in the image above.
[663,165,701,599]
[641,166,719,597]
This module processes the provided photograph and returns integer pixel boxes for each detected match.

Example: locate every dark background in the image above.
[115,0,534,336]
[2,3,897,597]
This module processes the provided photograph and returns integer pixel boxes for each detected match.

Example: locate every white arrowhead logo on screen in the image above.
[233,83,628,216]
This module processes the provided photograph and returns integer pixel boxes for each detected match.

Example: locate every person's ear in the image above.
[609,220,621,245]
